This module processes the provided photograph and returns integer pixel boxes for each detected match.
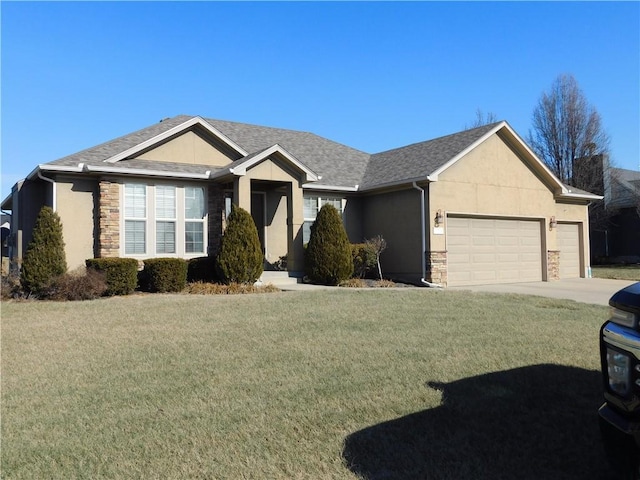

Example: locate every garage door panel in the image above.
[447,217,543,286]
[557,223,580,278]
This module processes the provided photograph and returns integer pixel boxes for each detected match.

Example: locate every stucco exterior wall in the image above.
[135,131,235,167]
[362,188,424,282]
[14,179,49,264]
[57,176,98,270]
[429,133,591,278]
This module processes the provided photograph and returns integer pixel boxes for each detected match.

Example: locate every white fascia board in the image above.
[556,192,604,201]
[358,175,434,193]
[229,144,319,182]
[302,183,359,192]
[85,164,212,179]
[104,116,248,164]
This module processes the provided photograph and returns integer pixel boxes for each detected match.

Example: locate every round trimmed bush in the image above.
[305,204,353,285]
[141,258,188,293]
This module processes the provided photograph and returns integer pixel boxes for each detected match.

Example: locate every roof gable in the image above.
[360,122,502,190]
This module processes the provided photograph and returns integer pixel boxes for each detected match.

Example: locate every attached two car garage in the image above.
[446,216,582,286]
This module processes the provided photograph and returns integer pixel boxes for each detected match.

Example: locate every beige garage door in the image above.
[447,217,543,286]
[557,223,581,278]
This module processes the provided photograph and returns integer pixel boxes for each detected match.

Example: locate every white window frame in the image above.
[124,183,147,255]
[303,194,346,243]
[185,186,206,254]
[120,182,208,259]
[155,185,176,254]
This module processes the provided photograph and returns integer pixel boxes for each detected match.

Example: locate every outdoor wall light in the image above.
[549,216,557,229]
[434,209,444,227]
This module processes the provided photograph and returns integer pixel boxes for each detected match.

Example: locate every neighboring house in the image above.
[1,214,10,275]
[594,167,640,262]
[1,116,602,286]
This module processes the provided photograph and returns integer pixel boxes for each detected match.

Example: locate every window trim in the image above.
[121,182,207,259]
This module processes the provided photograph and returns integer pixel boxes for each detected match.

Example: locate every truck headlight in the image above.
[607,348,631,396]
[610,307,638,328]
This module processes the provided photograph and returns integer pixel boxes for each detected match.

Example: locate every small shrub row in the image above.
[86,258,139,296]
[140,258,188,293]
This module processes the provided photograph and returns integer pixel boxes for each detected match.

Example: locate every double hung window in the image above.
[125,184,147,254]
[185,187,205,253]
[123,183,206,257]
[303,195,344,243]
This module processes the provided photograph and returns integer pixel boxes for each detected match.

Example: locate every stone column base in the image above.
[426,250,447,286]
[547,250,560,281]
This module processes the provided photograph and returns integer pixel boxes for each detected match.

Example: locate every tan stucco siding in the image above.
[429,133,592,278]
[430,134,557,252]
[362,189,423,280]
[56,176,97,270]
[135,131,234,167]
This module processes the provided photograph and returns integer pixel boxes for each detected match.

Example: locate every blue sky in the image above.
[2,1,639,200]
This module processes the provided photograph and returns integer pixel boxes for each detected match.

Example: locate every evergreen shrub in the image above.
[187,256,219,283]
[351,243,377,278]
[217,204,263,284]
[86,257,139,296]
[141,258,188,293]
[305,204,354,285]
[21,206,67,295]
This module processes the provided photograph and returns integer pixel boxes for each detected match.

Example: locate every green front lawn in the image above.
[592,264,640,281]
[2,290,613,479]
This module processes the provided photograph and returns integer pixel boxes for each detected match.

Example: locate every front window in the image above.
[122,183,207,258]
[125,184,146,254]
[185,187,205,253]
[156,186,176,254]
[303,194,345,243]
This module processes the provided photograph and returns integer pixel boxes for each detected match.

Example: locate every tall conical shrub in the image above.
[305,204,353,285]
[217,204,263,284]
[21,206,67,294]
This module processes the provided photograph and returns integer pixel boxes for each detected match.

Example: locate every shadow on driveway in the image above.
[343,364,614,480]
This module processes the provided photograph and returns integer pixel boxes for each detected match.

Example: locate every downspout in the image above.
[412,182,442,288]
[37,170,56,212]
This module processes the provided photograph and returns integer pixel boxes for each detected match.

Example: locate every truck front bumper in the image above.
[599,403,640,470]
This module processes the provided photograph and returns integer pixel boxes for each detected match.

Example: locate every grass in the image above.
[2,290,614,479]
[592,264,640,281]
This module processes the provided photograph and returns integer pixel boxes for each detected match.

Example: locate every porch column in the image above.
[287,182,304,272]
[233,176,251,213]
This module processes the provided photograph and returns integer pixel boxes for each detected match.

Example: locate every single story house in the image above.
[2,115,601,286]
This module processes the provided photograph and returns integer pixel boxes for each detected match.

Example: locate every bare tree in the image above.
[528,74,610,190]
[365,235,387,280]
[466,109,499,129]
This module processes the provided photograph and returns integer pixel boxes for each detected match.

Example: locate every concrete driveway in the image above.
[448,277,637,306]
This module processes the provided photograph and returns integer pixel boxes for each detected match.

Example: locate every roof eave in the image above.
[85,164,212,180]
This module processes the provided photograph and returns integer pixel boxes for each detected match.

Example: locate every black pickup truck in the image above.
[600,281,640,479]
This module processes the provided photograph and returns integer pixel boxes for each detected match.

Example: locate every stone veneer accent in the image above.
[99,179,120,257]
[207,184,225,256]
[547,250,560,281]
[426,250,448,286]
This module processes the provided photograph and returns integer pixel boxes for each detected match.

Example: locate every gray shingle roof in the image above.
[43,115,505,191]
[360,122,501,190]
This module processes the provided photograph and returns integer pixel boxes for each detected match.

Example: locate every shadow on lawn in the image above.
[343,364,615,480]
